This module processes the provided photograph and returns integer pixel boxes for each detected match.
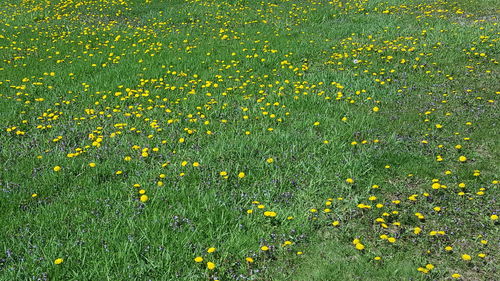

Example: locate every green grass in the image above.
[0,0,498,280]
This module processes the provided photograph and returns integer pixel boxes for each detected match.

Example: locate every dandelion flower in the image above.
[461,254,471,261]
[355,243,365,250]
[206,262,215,270]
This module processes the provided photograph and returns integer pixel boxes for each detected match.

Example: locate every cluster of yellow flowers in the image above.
[0,0,497,280]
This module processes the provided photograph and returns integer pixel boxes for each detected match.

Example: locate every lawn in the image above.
[0,0,498,280]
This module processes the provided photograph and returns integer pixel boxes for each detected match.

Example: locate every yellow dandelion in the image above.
[206,262,215,270]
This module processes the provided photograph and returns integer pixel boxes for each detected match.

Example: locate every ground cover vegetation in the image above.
[0,0,498,280]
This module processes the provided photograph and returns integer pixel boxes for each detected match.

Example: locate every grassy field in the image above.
[0,0,498,280]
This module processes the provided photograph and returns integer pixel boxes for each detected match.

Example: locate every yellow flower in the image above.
[194,257,203,263]
[245,257,254,263]
[372,106,379,112]
[458,156,467,162]
[346,178,354,184]
[54,258,63,265]
[461,254,471,261]
[88,162,96,167]
[491,214,498,221]
[414,227,422,235]
[53,166,61,172]
[355,243,365,250]
[260,246,269,251]
[238,172,245,178]
[266,158,274,163]
[445,246,453,251]
[387,237,396,243]
[417,267,428,273]
[332,221,340,226]
[263,211,277,217]
[451,273,461,278]
[140,195,149,202]
[207,247,216,253]
[206,262,215,270]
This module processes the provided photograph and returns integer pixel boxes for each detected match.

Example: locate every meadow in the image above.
[0,0,498,280]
